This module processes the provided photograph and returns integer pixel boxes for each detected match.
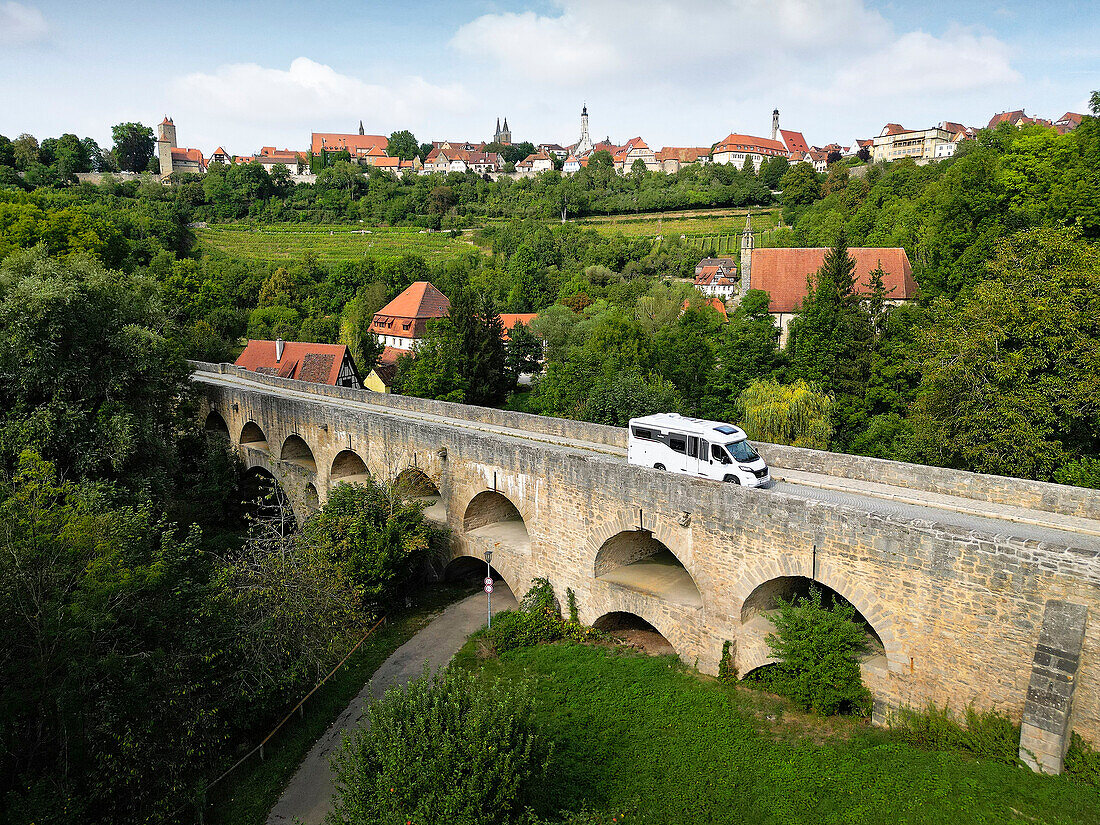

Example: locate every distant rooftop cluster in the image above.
[154,102,1089,180]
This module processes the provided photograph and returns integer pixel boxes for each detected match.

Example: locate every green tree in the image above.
[110,122,155,173]
[300,478,433,608]
[506,319,542,379]
[758,586,872,716]
[737,378,833,449]
[703,289,781,417]
[904,226,1100,481]
[786,232,874,447]
[329,668,550,825]
[387,129,419,160]
[0,248,190,495]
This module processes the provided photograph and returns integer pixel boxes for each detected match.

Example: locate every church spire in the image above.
[739,212,755,299]
[358,120,364,135]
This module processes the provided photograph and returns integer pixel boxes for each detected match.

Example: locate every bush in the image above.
[1066,732,1100,788]
[750,585,871,716]
[329,668,551,825]
[889,703,1019,765]
[483,578,599,654]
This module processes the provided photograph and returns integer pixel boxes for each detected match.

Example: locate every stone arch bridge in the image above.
[193,363,1100,773]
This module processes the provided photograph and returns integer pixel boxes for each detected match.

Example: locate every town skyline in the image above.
[1,0,1096,154]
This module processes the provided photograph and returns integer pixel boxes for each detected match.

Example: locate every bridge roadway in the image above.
[194,369,1100,553]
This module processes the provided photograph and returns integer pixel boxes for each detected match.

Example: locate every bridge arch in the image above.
[593,611,678,656]
[396,467,445,524]
[593,529,702,608]
[240,421,269,452]
[737,573,894,675]
[592,609,686,660]
[330,449,370,484]
[463,490,530,550]
[204,409,230,437]
[280,434,317,473]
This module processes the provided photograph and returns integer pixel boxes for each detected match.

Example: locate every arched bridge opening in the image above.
[593,612,676,657]
[204,410,230,438]
[241,466,296,527]
[280,434,317,473]
[740,576,886,668]
[240,421,268,453]
[594,530,701,608]
[463,491,530,552]
[396,468,444,524]
[330,450,370,485]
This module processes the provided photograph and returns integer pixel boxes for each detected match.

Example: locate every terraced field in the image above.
[576,207,785,255]
[195,224,481,264]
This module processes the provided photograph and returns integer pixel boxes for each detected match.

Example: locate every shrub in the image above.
[1066,732,1100,788]
[329,668,551,825]
[566,587,579,623]
[754,585,871,716]
[889,703,1019,765]
[718,640,737,684]
[484,578,599,654]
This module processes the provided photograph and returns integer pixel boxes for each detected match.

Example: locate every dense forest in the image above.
[1,102,1099,821]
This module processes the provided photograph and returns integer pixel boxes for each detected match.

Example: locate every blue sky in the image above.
[1,0,1096,154]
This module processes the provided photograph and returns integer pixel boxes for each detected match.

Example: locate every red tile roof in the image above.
[749,247,915,313]
[371,282,451,340]
[881,123,907,136]
[779,129,810,155]
[235,340,353,386]
[498,313,537,341]
[682,297,728,320]
[311,132,388,155]
[714,133,788,155]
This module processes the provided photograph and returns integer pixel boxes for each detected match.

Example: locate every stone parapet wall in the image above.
[191,361,1095,521]
[757,443,1098,521]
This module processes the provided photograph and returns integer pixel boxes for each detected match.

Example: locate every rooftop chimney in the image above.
[275,338,285,362]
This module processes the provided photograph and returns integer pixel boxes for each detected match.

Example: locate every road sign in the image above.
[484,584,494,594]
[484,577,493,586]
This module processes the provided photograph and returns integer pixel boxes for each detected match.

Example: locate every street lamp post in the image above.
[485,549,493,629]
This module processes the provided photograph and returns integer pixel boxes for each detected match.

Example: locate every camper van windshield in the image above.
[726,440,759,463]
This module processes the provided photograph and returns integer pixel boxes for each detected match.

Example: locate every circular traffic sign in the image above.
[484,584,494,594]
[484,577,494,586]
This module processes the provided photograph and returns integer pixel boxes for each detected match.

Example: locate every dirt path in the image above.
[266,586,518,825]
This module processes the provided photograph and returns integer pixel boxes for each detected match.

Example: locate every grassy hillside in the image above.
[577,207,784,256]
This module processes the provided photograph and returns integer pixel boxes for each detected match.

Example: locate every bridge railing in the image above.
[191,361,1099,522]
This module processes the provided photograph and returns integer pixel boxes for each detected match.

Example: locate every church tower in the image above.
[157,116,176,177]
[359,120,365,135]
[494,117,512,145]
[771,109,780,141]
[575,104,593,156]
[739,212,755,298]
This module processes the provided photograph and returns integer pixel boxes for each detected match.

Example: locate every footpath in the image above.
[266,587,518,825]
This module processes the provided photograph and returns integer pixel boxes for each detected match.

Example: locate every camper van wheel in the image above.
[724,474,740,484]
[654,463,665,471]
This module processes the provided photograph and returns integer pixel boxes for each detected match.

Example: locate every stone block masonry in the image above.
[193,364,1100,769]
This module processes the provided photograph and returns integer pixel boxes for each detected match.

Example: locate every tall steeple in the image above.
[740,212,755,298]
[358,120,364,135]
[771,109,780,141]
[575,102,593,156]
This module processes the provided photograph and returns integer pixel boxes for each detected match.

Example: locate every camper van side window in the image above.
[631,427,654,440]
[687,436,698,458]
[669,434,687,454]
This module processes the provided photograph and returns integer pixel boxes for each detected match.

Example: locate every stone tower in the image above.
[157,116,177,177]
[771,109,780,141]
[358,120,365,135]
[575,103,593,156]
[494,117,512,145]
[739,212,754,297]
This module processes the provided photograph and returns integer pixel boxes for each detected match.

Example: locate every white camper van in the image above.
[627,413,770,486]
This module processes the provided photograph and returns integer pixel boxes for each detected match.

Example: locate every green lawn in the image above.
[205,581,477,825]
[458,642,1100,825]
[195,224,480,264]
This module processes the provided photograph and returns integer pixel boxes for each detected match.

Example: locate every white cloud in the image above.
[451,0,1018,105]
[827,27,1021,101]
[0,1,48,46]
[172,57,472,145]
